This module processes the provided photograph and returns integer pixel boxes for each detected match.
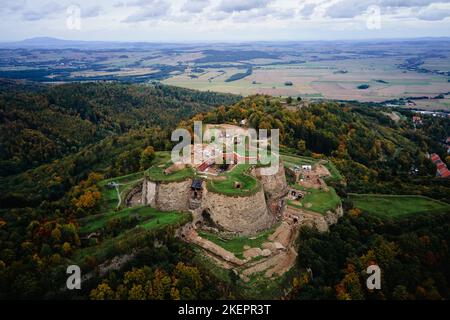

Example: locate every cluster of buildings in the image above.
[431,153,450,178]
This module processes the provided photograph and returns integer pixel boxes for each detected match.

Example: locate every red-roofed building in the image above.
[431,153,441,163]
[412,116,423,125]
[437,162,446,170]
[438,168,450,178]
[431,153,450,178]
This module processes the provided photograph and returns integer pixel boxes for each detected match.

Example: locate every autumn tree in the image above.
[140,146,155,170]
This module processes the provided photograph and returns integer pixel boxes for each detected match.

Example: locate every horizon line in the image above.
[2,35,450,45]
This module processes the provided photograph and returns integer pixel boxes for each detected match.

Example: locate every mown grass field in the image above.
[288,185,341,215]
[280,154,317,166]
[349,194,450,219]
[206,164,260,196]
[146,162,194,182]
[198,224,278,259]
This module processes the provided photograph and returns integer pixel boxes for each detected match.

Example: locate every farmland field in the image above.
[163,58,450,107]
[3,39,450,110]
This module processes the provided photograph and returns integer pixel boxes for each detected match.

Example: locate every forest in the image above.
[0,82,449,300]
[0,80,240,177]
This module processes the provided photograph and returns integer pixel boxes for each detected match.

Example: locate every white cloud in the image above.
[0,0,450,41]
[217,0,272,13]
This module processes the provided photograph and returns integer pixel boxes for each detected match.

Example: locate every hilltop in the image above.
[1,83,449,300]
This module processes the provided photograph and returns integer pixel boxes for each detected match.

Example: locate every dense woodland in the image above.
[0,80,240,176]
[0,81,449,299]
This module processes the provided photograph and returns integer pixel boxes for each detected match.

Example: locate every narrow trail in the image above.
[115,185,121,209]
[114,178,144,209]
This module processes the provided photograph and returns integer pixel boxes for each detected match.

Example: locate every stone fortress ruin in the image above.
[124,123,343,280]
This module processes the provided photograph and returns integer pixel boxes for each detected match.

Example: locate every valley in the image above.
[1,39,450,111]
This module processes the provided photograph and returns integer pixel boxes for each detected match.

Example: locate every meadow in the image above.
[349,194,450,219]
[288,185,341,215]
[206,164,261,196]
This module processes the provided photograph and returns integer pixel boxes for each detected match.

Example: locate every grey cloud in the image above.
[299,4,316,17]
[417,4,450,20]
[231,6,296,22]
[231,7,271,22]
[217,0,272,13]
[125,0,159,6]
[0,0,26,13]
[271,9,295,19]
[22,2,64,21]
[82,5,102,18]
[182,0,210,13]
[208,11,231,20]
[379,0,446,7]
[122,1,170,22]
[325,0,371,19]
[323,0,450,19]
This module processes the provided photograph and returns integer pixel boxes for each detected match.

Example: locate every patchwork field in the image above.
[3,39,450,110]
[164,57,450,109]
[349,194,450,219]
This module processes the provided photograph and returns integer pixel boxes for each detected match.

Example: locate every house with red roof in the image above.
[430,153,450,178]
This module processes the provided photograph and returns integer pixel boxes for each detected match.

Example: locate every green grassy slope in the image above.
[206,164,260,196]
[350,194,450,218]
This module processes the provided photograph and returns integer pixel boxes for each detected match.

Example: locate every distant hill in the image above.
[0,37,191,50]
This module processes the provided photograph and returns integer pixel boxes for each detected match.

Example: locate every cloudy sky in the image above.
[1,0,450,42]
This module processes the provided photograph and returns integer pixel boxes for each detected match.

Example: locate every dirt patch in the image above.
[314,164,331,177]
[268,222,293,248]
[184,228,246,266]
[298,164,330,189]
[243,247,262,259]
[265,247,297,277]
[241,253,281,276]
